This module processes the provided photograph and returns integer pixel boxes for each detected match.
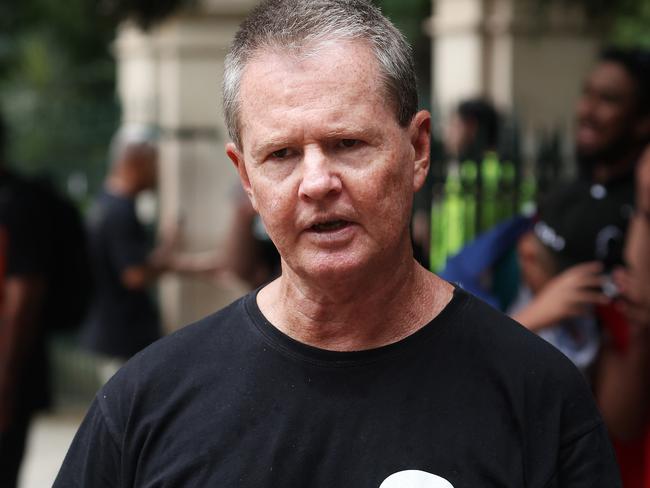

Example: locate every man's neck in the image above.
[257,256,453,352]
[589,147,642,184]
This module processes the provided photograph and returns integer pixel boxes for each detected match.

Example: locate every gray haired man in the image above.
[55,1,620,486]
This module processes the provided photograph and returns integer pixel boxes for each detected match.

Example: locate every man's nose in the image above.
[298,147,342,201]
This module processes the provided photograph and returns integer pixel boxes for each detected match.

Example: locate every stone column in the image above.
[114,1,259,332]
[114,22,159,126]
[430,0,605,139]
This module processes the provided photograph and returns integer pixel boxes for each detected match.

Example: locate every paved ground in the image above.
[19,409,86,488]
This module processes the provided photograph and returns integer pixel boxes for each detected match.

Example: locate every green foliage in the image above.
[99,0,195,29]
[538,0,650,47]
[0,0,118,198]
[609,1,650,48]
[374,0,432,108]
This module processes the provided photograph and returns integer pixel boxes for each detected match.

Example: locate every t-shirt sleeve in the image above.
[105,206,150,273]
[54,397,122,487]
[554,421,621,487]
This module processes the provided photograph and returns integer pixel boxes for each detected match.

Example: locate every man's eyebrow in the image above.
[249,125,381,157]
[250,138,293,158]
[323,125,379,139]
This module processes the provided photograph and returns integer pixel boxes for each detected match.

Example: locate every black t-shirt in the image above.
[536,173,635,270]
[0,174,49,277]
[56,287,620,487]
[81,191,159,359]
[0,172,51,412]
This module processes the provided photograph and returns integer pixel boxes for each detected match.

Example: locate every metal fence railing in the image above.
[425,123,573,272]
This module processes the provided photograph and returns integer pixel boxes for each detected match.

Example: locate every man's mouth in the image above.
[577,119,601,134]
[310,220,350,232]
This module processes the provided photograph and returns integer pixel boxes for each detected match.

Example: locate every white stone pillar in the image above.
[114,22,159,126]
[431,0,489,119]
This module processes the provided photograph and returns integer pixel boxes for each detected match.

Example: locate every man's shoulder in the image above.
[102,294,252,396]
[451,288,602,442]
[452,288,589,383]
[0,174,44,219]
[89,192,135,226]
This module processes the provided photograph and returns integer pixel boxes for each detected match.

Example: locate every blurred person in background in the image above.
[424,98,512,272]
[0,109,93,487]
[80,125,179,382]
[561,47,650,487]
[444,98,500,163]
[597,143,650,488]
[443,46,650,487]
[575,48,649,185]
[509,189,626,373]
[0,114,54,486]
[446,48,649,369]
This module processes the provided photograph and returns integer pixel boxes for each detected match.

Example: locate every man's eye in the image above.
[339,139,359,148]
[271,148,289,158]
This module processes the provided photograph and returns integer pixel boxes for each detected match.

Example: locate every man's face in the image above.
[575,61,641,162]
[227,40,430,282]
[136,146,158,192]
[443,113,474,158]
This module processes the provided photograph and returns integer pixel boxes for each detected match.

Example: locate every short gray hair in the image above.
[223,0,418,149]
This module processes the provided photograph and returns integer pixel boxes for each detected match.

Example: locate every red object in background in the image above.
[0,227,6,304]
[614,438,646,488]
[612,431,650,488]
[597,302,650,487]
[598,301,630,352]
[646,434,650,488]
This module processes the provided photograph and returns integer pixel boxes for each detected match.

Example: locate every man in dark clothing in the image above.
[551,47,650,438]
[55,2,621,486]
[81,125,176,376]
[0,117,51,487]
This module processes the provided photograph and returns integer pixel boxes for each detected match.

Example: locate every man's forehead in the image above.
[587,61,637,93]
[241,39,379,90]
[237,40,389,139]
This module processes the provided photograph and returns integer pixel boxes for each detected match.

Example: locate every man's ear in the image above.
[226,142,257,210]
[410,110,431,192]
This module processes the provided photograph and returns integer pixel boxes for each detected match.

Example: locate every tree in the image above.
[542,0,650,47]
[0,0,118,199]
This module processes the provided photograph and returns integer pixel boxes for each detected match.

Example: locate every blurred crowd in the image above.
[0,45,649,486]
[440,46,650,487]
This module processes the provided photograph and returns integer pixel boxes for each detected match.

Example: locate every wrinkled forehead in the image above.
[241,38,384,98]
[237,40,390,141]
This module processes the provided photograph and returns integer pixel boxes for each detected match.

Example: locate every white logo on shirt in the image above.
[380,470,455,487]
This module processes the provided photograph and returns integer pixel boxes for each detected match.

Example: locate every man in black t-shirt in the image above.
[0,120,51,487]
[55,1,620,486]
[563,48,650,483]
[81,126,177,376]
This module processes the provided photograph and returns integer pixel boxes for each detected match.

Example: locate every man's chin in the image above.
[576,143,627,175]
[576,133,640,173]
[287,253,373,286]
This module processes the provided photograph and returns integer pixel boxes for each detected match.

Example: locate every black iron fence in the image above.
[423,123,574,272]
